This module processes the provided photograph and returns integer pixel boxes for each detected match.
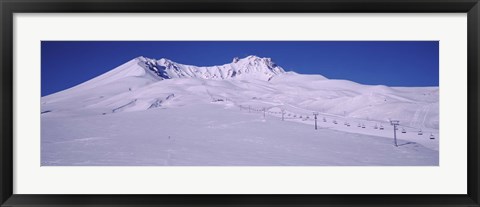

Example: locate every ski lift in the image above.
[346,123,350,127]
[357,123,361,127]
[333,120,337,124]
[379,125,384,130]
[430,133,435,139]
[418,129,423,135]
[402,128,406,133]
[361,124,365,128]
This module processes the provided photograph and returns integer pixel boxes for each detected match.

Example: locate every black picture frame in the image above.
[1,0,479,206]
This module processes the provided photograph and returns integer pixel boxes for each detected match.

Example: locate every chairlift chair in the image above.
[402,128,406,133]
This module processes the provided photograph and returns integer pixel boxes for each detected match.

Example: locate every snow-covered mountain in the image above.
[42,55,437,129]
[65,55,287,93]
[139,55,286,81]
[41,55,439,166]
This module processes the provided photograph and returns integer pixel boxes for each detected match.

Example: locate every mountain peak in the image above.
[158,57,174,64]
[238,55,272,63]
[135,55,285,81]
[246,55,262,59]
[232,57,240,63]
[232,55,273,64]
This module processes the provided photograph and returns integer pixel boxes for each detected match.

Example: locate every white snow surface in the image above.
[41,55,439,166]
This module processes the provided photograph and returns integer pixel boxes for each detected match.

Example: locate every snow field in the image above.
[42,104,438,166]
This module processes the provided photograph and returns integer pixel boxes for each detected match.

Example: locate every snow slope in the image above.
[41,55,439,166]
[42,104,437,166]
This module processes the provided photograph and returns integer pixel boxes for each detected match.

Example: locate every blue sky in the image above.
[41,41,438,96]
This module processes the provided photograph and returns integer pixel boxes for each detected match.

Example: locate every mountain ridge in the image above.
[137,55,287,82]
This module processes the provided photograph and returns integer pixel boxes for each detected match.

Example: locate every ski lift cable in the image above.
[235,101,438,135]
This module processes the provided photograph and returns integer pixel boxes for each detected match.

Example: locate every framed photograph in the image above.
[1,0,479,206]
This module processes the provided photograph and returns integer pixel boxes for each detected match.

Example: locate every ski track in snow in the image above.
[409,104,432,130]
[421,104,431,128]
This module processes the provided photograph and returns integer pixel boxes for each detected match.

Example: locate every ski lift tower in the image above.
[390,120,400,147]
[313,112,319,130]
